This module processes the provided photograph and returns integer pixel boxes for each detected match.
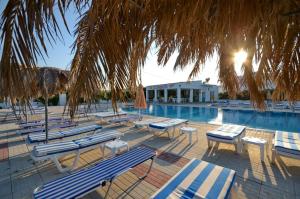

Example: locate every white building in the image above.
[145,80,218,103]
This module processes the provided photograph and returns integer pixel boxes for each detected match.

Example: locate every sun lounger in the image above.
[151,158,236,199]
[19,118,70,128]
[108,114,141,124]
[17,122,77,135]
[134,118,168,128]
[27,124,102,143]
[19,117,64,124]
[31,130,122,172]
[148,119,188,139]
[89,111,127,120]
[206,124,246,153]
[272,131,300,162]
[33,146,156,198]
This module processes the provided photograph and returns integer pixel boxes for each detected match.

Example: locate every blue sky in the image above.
[0,1,221,86]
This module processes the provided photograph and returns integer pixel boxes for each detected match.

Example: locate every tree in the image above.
[0,1,300,114]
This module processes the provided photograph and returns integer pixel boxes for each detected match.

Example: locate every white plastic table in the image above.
[105,140,129,156]
[180,127,198,144]
[242,136,267,161]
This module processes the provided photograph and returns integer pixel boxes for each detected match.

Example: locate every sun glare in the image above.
[234,49,248,67]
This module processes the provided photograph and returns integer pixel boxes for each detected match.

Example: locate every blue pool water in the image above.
[122,104,300,132]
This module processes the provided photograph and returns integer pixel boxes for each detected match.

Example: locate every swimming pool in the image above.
[122,104,300,132]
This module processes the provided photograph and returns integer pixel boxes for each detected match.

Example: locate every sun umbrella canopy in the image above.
[134,84,147,109]
[35,67,69,97]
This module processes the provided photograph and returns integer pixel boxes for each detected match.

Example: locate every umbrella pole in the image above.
[45,94,49,143]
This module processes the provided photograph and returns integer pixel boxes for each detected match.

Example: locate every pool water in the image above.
[122,104,300,132]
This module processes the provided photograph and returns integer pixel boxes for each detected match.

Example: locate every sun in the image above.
[234,49,248,67]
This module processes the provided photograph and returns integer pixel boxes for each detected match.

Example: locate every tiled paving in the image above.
[0,107,299,199]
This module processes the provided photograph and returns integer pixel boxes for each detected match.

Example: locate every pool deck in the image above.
[0,107,300,199]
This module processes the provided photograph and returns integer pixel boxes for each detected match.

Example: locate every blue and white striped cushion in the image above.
[109,115,140,123]
[32,131,120,157]
[149,119,188,129]
[33,141,79,157]
[274,131,300,156]
[34,147,156,199]
[74,131,120,147]
[28,132,64,143]
[151,158,236,199]
[206,124,245,140]
[217,124,245,135]
[28,124,102,143]
[206,130,241,140]
[61,124,102,136]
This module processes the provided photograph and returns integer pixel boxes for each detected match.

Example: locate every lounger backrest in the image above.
[217,124,245,135]
[149,119,187,129]
[74,130,121,147]
[33,141,79,157]
[274,131,300,154]
[151,158,236,199]
[61,124,101,136]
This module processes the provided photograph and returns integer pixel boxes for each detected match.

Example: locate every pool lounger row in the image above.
[151,158,236,199]
[148,118,188,139]
[27,124,102,143]
[31,130,122,173]
[272,131,300,162]
[206,124,246,153]
[33,146,156,199]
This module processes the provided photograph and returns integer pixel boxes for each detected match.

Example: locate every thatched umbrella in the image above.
[134,84,147,118]
[1,1,300,113]
[35,67,68,143]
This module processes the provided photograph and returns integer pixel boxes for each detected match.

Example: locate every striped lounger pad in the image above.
[17,122,77,135]
[206,124,245,140]
[134,118,168,127]
[90,111,127,118]
[108,114,140,123]
[28,124,102,143]
[19,117,64,125]
[32,130,121,157]
[20,118,68,128]
[33,146,156,199]
[274,131,300,156]
[151,158,236,199]
[149,119,188,129]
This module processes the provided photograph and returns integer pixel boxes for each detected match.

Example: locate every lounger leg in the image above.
[71,152,81,170]
[139,157,154,179]
[271,149,276,163]
[52,157,71,173]
[104,179,113,199]
[236,140,242,154]
[207,138,212,148]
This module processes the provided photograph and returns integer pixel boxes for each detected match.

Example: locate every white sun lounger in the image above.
[33,146,156,198]
[19,118,70,129]
[206,124,246,153]
[148,119,188,139]
[89,111,127,120]
[27,124,102,143]
[17,122,77,135]
[271,131,300,162]
[134,118,168,128]
[31,130,122,172]
[108,114,141,124]
[151,158,236,199]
